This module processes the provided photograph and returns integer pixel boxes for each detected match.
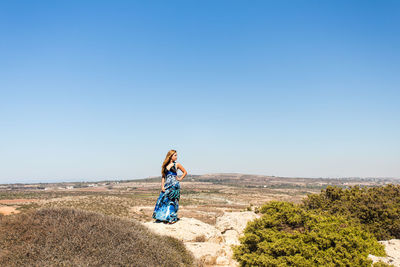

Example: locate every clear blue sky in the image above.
[1,1,399,183]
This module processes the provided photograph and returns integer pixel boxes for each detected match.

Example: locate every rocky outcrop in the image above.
[143,217,223,243]
[215,211,260,246]
[143,211,261,266]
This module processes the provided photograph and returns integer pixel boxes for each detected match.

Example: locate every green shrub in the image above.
[233,201,386,267]
[302,184,400,240]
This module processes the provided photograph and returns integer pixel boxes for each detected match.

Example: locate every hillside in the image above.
[0,208,194,266]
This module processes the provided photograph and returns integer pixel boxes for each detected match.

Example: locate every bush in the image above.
[0,207,195,266]
[302,185,400,240]
[233,201,386,267]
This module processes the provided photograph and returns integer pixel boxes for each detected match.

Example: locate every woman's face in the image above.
[171,152,177,162]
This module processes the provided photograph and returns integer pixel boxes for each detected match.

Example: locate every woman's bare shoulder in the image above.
[176,162,186,171]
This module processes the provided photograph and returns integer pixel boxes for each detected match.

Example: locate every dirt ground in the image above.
[0,199,39,204]
[0,179,316,224]
[0,206,20,215]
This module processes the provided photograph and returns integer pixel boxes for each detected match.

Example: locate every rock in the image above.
[216,256,230,265]
[215,211,260,234]
[369,239,400,267]
[223,230,240,246]
[216,211,260,249]
[185,243,236,266]
[209,234,225,244]
[143,217,222,242]
[185,242,224,259]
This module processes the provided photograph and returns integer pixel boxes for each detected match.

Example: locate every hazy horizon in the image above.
[2,171,399,185]
[1,1,399,184]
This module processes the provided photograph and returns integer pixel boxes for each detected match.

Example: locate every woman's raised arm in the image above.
[177,163,187,181]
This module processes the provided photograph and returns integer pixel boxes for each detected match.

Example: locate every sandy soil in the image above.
[0,199,39,204]
[0,206,20,215]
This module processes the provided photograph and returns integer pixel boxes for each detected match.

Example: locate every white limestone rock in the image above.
[143,217,222,242]
[369,239,400,267]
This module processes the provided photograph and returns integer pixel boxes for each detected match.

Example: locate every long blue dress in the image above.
[152,161,180,223]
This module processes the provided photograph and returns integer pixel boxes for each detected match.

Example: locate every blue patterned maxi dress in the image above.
[152,161,180,223]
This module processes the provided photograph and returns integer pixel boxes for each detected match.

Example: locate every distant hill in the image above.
[133,173,400,189]
[1,173,399,190]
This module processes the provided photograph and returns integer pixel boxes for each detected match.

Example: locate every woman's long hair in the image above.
[161,149,176,178]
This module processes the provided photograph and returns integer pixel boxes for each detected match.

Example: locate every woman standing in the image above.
[152,149,187,224]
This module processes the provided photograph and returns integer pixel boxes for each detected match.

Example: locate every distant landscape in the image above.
[1,173,399,223]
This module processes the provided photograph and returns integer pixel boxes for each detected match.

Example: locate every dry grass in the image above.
[194,234,207,242]
[40,195,138,218]
[0,207,195,267]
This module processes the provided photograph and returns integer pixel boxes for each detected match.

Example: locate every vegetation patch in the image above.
[233,201,386,266]
[0,207,194,266]
[302,184,400,240]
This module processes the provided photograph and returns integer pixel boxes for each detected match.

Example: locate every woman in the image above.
[152,149,187,224]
